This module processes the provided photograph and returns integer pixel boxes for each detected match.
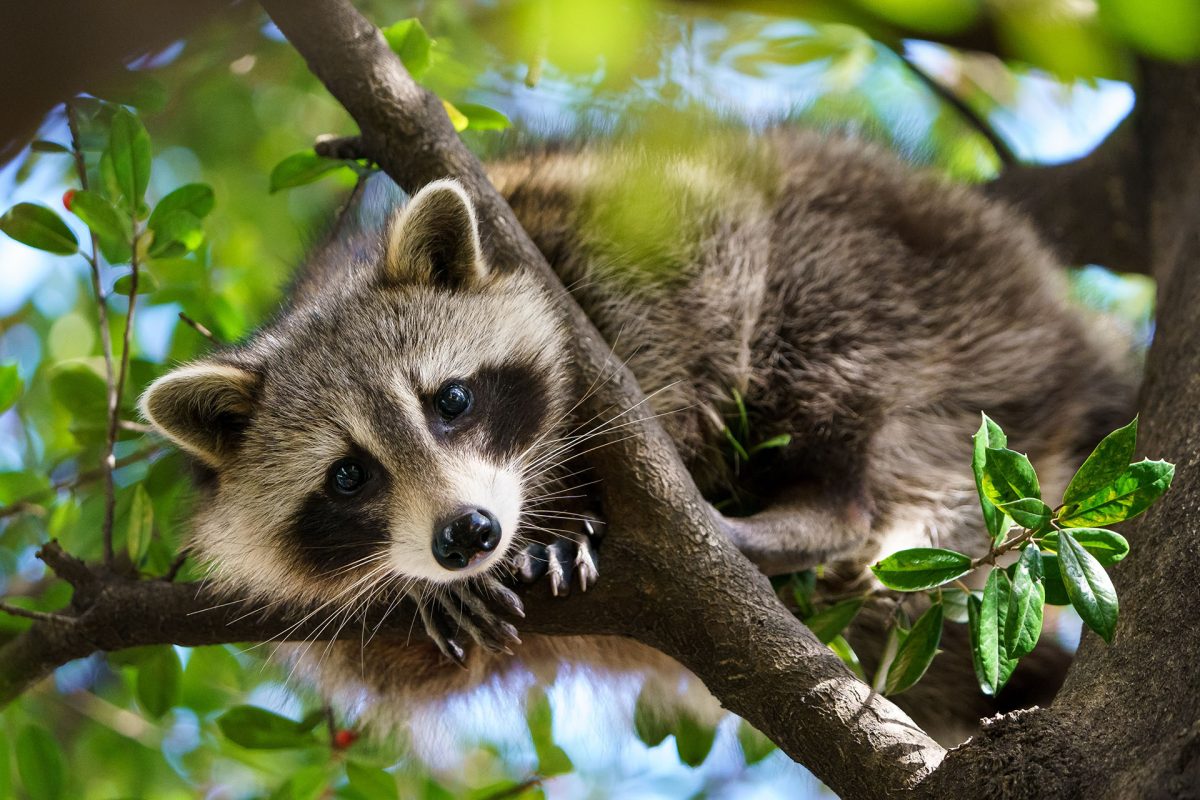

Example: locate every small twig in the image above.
[971,527,1036,569]
[36,541,96,589]
[163,549,190,582]
[0,603,73,625]
[898,53,1017,167]
[177,312,219,344]
[118,420,154,435]
[0,445,163,521]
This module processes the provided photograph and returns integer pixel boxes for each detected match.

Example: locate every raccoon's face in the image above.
[140,180,570,601]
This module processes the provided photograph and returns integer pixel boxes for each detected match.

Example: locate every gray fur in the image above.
[142,129,1134,742]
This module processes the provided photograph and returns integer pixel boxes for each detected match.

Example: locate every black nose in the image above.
[432,509,502,570]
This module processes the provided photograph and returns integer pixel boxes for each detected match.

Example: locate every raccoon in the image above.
[140,129,1133,742]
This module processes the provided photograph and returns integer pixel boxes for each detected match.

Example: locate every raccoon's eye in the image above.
[328,458,369,496]
[434,382,472,420]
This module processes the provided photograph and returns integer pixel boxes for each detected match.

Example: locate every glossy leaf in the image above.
[31,140,70,154]
[972,413,1009,542]
[803,596,864,644]
[1004,548,1044,659]
[1039,528,1129,566]
[970,569,1017,695]
[996,497,1052,532]
[136,645,181,718]
[941,587,971,623]
[65,189,132,263]
[109,108,152,214]
[1039,553,1071,606]
[633,687,672,747]
[346,761,399,800]
[382,18,433,79]
[112,270,159,296]
[884,600,943,695]
[871,547,973,591]
[827,634,867,682]
[1059,460,1174,528]
[0,203,78,255]
[150,183,215,221]
[981,446,1041,506]
[148,209,204,257]
[442,99,469,132]
[1057,530,1119,642]
[216,705,319,749]
[1063,417,1137,504]
[269,151,353,193]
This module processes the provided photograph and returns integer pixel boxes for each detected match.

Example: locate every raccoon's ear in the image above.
[140,362,261,468]
[383,179,488,288]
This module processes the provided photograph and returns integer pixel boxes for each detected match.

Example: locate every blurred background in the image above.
[0,0,1185,797]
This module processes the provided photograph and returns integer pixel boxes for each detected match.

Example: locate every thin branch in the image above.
[314,133,366,161]
[898,53,1017,167]
[0,445,163,521]
[36,541,96,589]
[177,312,219,344]
[0,603,73,625]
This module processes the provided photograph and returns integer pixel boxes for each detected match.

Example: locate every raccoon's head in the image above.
[140,180,571,602]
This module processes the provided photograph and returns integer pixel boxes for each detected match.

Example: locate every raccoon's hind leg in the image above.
[718,483,872,576]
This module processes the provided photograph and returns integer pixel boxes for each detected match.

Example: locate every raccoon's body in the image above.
[142,129,1133,744]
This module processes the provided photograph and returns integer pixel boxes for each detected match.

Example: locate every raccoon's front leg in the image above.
[511,516,604,596]
[718,483,872,576]
[415,576,525,666]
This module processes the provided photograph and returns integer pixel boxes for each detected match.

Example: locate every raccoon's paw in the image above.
[415,577,525,667]
[511,517,604,597]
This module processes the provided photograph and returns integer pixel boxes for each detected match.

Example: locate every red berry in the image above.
[62,189,76,210]
[332,729,358,749]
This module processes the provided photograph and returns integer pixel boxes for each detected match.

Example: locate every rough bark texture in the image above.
[1,3,1198,798]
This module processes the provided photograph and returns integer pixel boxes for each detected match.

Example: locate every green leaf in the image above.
[442,99,469,132]
[126,484,154,564]
[981,446,1041,506]
[1038,528,1129,566]
[749,433,793,454]
[736,720,775,766]
[0,362,22,413]
[995,498,1052,532]
[269,151,353,193]
[969,569,1018,695]
[136,645,181,718]
[537,743,574,777]
[15,725,64,800]
[31,140,71,154]
[346,761,399,800]
[803,597,864,644]
[674,712,717,767]
[151,183,215,221]
[633,687,672,747]
[941,587,971,623]
[827,634,867,681]
[1004,548,1045,659]
[455,102,512,131]
[382,18,434,79]
[147,209,204,257]
[108,108,152,214]
[49,360,108,422]
[1057,529,1119,643]
[1039,554,1070,605]
[216,705,320,749]
[0,203,78,255]
[112,270,159,296]
[885,601,943,695]
[66,189,131,263]
[721,426,750,461]
[1059,460,1174,528]
[1063,418,1138,504]
[525,686,553,747]
[972,414,1009,542]
[870,547,973,591]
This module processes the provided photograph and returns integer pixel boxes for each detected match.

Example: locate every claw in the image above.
[513,542,549,584]
[419,602,467,668]
[575,536,598,593]
[483,577,526,619]
[546,540,575,597]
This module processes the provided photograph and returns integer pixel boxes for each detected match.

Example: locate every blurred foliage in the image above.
[0,0,1184,797]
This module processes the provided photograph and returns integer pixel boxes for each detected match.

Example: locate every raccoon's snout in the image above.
[432,509,502,571]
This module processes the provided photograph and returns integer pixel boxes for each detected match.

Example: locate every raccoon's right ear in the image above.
[140,362,261,468]
[382,179,488,288]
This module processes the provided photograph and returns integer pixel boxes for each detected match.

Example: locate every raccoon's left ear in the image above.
[383,179,488,288]
[140,361,261,468]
